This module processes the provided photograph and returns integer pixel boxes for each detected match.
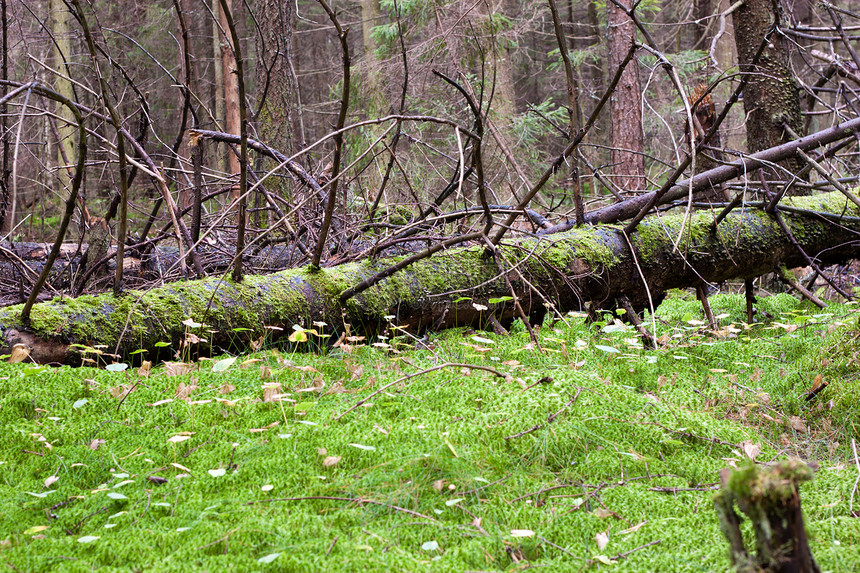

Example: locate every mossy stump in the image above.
[714,461,820,573]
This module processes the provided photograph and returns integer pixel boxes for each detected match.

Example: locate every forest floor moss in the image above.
[1,292,859,572]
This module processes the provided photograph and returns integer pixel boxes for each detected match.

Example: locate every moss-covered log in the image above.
[4,191,860,364]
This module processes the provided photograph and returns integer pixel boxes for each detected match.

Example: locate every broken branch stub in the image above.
[714,461,821,573]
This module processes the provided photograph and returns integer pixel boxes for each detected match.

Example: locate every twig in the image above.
[850,439,860,514]
[334,362,507,421]
[312,0,350,269]
[781,274,827,309]
[325,536,338,557]
[504,388,582,440]
[245,496,437,521]
[605,539,662,563]
[771,210,852,300]
[648,485,719,493]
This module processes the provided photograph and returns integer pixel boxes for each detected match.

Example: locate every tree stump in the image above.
[714,461,821,573]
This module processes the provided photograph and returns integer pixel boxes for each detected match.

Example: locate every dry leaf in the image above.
[260,364,272,380]
[137,361,152,378]
[220,383,235,394]
[147,475,168,485]
[740,440,761,461]
[326,382,347,395]
[317,447,327,456]
[175,382,197,401]
[263,383,283,402]
[9,344,30,364]
[348,365,364,381]
[789,416,808,434]
[88,439,105,450]
[322,456,341,468]
[44,475,59,488]
[432,479,447,493]
[165,362,193,377]
[592,508,616,519]
[110,385,133,400]
[595,529,610,551]
[619,521,646,535]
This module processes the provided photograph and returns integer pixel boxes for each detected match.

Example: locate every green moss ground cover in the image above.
[1,293,859,571]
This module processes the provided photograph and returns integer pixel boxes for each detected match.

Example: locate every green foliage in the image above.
[547,47,600,73]
[1,293,858,571]
[640,50,710,80]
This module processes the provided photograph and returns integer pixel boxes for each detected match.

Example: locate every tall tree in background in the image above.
[255,0,302,161]
[218,0,241,198]
[50,0,76,217]
[733,0,805,180]
[607,0,646,194]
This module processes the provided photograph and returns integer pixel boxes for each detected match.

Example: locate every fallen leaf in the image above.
[595,529,610,551]
[740,440,761,461]
[44,475,59,488]
[9,344,30,364]
[164,362,194,377]
[137,361,152,377]
[322,456,341,468]
[24,525,49,535]
[88,439,105,450]
[175,382,197,401]
[789,416,808,434]
[592,508,616,519]
[208,468,227,477]
[326,382,347,395]
[110,385,133,400]
[212,357,237,372]
[263,383,283,402]
[510,529,535,538]
[619,521,646,535]
[220,383,235,394]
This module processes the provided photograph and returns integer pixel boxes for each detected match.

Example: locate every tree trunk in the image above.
[607,0,646,194]
[254,0,302,161]
[218,0,241,197]
[3,191,859,364]
[49,0,76,226]
[733,0,805,181]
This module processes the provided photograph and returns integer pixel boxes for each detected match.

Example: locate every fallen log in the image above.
[542,114,860,230]
[3,191,859,364]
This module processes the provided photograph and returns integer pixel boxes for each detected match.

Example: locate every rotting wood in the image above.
[2,191,859,365]
[715,461,821,573]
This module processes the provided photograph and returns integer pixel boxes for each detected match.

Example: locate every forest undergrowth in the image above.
[1,292,860,572]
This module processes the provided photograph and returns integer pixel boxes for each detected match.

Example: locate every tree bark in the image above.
[254,0,302,160]
[715,461,821,572]
[733,0,805,181]
[607,0,646,194]
[3,191,859,364]
[49,0,76,225]
[218,0,241,197]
